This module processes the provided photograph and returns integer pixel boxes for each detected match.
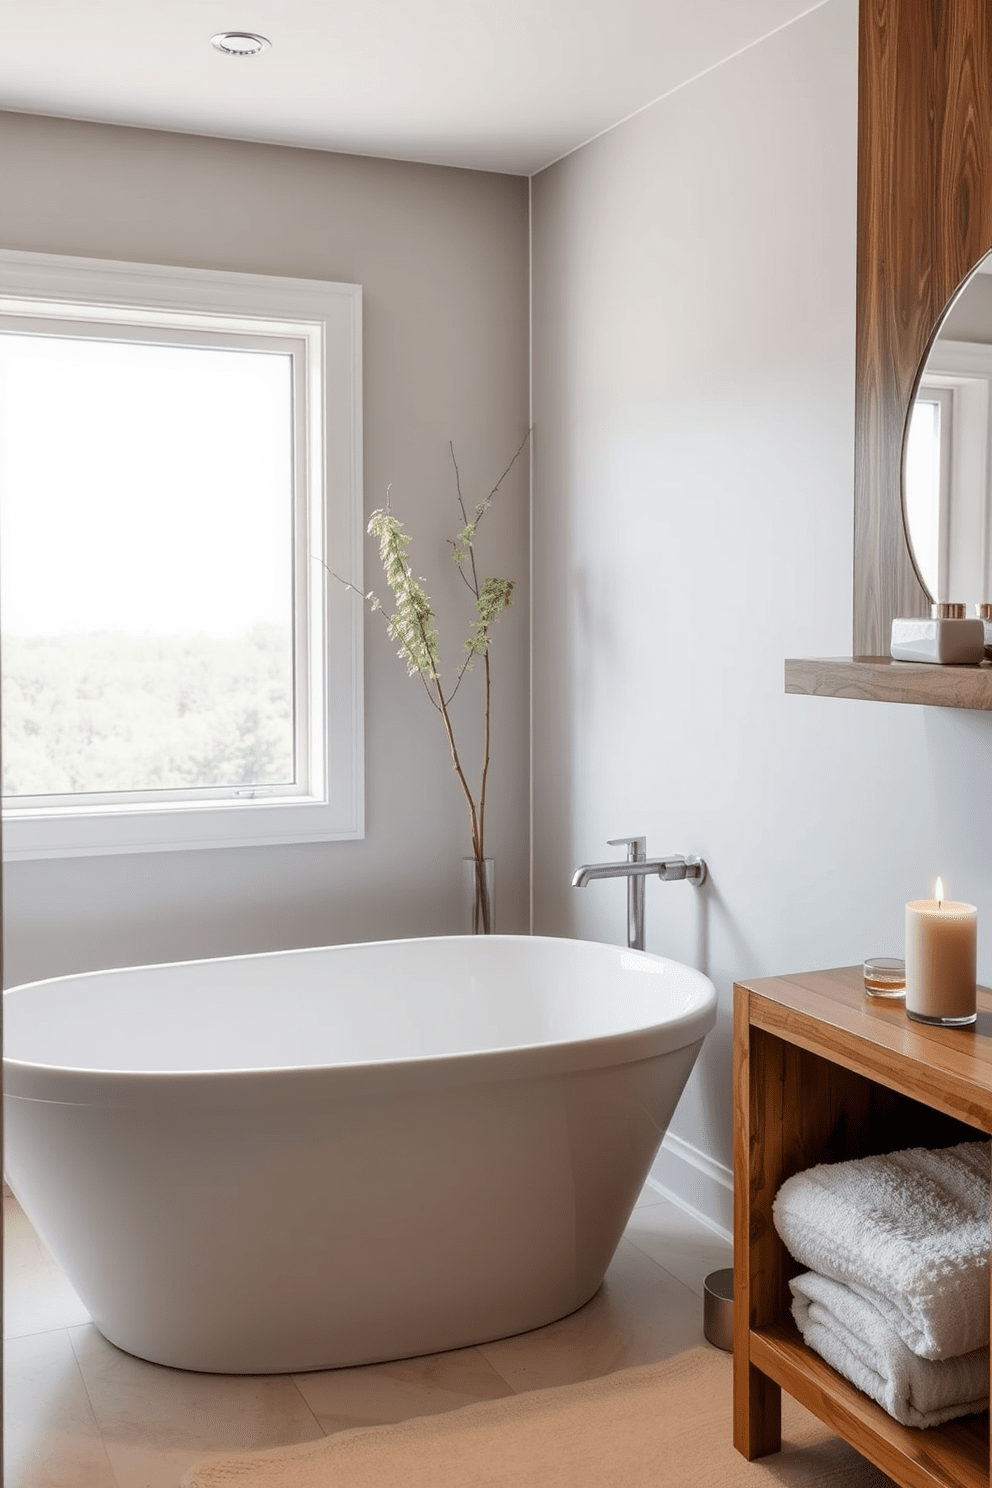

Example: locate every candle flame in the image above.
[935,876,944,906]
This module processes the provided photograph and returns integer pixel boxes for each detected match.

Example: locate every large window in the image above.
[0,250,364,858]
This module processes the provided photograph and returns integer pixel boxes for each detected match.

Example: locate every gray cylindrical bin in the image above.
[703,1267,734,1351]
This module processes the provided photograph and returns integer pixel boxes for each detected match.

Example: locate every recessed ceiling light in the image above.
[210,32,271,57]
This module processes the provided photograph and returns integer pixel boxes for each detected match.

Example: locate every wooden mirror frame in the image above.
[855,0,992,655]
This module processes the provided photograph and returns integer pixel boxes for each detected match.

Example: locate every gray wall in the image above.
[0,111,531,983]
[531,0,992,1231]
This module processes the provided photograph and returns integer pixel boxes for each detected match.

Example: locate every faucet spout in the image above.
[571,838,707,950]
[570,856,706,888]
[571,860,655,887]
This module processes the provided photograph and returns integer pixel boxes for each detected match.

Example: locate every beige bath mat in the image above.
[180,1344,896,1487]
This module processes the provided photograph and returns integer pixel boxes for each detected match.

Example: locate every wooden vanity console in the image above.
[734,966,992,1488]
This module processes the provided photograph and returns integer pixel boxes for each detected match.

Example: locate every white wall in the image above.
[531,0,992,1232]
[0,111,530,983]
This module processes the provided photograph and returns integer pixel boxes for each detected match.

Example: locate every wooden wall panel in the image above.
[855,0,992,653]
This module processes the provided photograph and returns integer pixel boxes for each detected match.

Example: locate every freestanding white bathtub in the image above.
[4,934,716,1374]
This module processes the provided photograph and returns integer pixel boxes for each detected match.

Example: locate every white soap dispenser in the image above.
[890,603,986,664]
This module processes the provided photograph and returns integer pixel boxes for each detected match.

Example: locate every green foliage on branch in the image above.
[367,508,440,679]
[465,576,515,662]
[2,624,293,795]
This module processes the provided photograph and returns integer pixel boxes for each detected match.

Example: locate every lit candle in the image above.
[905,878,978,1026]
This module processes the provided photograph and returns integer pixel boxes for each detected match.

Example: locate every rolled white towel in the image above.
[790,1271,989,1429]
[773,1140,990,1360]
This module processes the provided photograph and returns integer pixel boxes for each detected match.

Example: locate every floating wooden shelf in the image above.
[734,965,992,1488]
[785,657,992,711]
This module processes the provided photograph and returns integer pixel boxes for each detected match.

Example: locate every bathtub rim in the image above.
[3,933,717,1108]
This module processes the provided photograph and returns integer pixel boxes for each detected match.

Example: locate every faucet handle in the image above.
[607,836,646,862]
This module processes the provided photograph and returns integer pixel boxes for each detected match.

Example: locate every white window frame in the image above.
[919,338,992,602]
[0,249,364,859]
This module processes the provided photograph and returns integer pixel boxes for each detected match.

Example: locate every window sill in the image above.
[1,795,364,860]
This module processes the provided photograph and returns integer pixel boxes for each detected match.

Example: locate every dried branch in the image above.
[324,430,530,932]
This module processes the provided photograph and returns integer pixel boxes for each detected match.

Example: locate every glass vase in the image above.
[463,856,495,935]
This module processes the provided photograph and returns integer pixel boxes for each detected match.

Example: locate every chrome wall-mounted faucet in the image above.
[571,835,707,951]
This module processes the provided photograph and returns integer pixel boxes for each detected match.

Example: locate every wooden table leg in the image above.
[733,984,783,1458]
[734,1355,782,1460]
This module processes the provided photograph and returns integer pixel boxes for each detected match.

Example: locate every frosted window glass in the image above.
[0,333,295,796]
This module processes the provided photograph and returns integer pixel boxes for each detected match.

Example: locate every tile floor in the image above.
[4,1182,733,1488]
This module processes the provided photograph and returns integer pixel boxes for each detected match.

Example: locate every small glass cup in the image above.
[863,956,906,999]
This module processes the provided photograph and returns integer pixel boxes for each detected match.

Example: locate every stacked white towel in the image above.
[772,1140,991,1428]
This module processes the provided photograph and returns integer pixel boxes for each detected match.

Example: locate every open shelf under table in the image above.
[751,1320,989,1488]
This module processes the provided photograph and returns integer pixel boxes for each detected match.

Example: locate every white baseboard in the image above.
[647,1131,733,1242]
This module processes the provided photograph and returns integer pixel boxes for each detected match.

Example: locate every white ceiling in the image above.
[1,0,825,176]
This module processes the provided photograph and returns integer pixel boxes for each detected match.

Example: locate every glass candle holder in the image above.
[863,957,906,999]
[905,897,978,1026]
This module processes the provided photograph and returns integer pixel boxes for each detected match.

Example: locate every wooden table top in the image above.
[735,965,992,1131]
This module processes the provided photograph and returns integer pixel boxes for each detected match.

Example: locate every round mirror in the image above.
[903,249,992,607]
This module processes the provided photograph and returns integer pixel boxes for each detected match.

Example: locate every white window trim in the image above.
[0,249,364,859]
[920,339,992,601]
